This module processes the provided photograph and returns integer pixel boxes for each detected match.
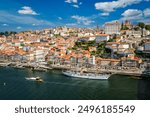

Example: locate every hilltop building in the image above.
[104,21,121,35]
[124,20,132,29]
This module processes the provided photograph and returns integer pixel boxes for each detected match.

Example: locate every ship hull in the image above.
[62,71,110,80]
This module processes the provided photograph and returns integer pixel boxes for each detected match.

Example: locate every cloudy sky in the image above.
[0,0,150,31]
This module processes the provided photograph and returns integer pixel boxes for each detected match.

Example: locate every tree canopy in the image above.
[138,22,145,29]
[145,25,150,31]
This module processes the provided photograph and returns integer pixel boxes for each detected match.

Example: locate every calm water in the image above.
[0,67,150,100]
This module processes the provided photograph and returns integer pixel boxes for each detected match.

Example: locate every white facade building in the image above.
[105,21,121,35]
[95,34,110,42]
[144,42,150,51]
[34,49,45,62]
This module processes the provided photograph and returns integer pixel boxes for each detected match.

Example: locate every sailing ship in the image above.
[62,70,110,80]
[62,56,111,80]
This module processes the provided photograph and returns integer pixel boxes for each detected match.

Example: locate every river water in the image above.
[0,67,150,100]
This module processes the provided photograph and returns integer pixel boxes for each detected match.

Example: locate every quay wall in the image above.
[0,61,149,78]
[51,65,149,78]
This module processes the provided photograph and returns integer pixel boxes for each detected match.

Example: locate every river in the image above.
[0,67,150,100]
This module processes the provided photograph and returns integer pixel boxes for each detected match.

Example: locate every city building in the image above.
[144,42,150,51]
[95,34,110,42]
[34,49,45,62]
[124,20,132,29]
[104,21,121,35]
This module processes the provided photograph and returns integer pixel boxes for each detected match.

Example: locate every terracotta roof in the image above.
[145,42,150,44]
[96,34,109,36]
[107,42,120,45]
[96,58,120,62]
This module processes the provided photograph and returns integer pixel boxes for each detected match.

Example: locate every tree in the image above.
[138,22,145,29]
[48,61,53,65]
[90,51,96,56]
[123,26,129,30]
[0,31,17,36]
[145,25,150,31]
[96,42,107,57]
[108,38,114,42]
[20,43,25,47]
[138,22,145,37]
[134,26,140,31]
[121,22,124,30]
[0,32,4,35]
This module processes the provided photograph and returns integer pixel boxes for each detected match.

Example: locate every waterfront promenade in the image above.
[0,61,150,78]
[51,64,149,78]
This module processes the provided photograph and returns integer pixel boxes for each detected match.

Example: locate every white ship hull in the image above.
[62,71,110,80]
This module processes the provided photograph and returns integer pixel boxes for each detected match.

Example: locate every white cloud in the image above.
[65,0,83,8]
[122,9,142,17]
[17,26,22,30]
[121,9,143,21]
[18,6,38,15]
[0,11,52,26]
[72,5,79,8]
[71,15,94,25]
[100,13,109,16]
[58,17,62,20]
[65,0,77,3]
[143,8,150,17]
[32,23,39,26]
[95,0,144,14]
[79,2,82,5]
[120,8,150,23]
[2,23,9,26]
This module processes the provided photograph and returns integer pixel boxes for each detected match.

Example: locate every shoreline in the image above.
[51,64,150,78]
[0,61,150,79]
[0,61,51,72]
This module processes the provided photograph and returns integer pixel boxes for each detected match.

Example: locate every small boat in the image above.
[15,65,25,69]
[62,70,111,80]
[32,67,47,72]
[25,77,44,82]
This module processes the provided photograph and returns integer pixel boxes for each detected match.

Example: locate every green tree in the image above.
[48,61,53,64]
[0,32,4,35]
[90,51,96,56]
[123,26,129,30]
[20,43,25,46]
[138,22,145,37]
[134,26,140,31]
[138,22,145,29]
[121,22,124,30]
[145,25,150,31]
[96,42,107,57]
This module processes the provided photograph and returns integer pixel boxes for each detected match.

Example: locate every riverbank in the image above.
[51,64,150,79]
[0,61,52,72]
[0,61,150,79]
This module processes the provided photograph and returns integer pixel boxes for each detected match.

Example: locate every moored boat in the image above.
[62,70,110,80]
[32,67,47,72]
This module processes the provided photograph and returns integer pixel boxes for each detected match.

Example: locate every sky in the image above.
[0,0,150,31]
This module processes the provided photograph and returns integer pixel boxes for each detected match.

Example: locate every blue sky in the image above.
[0,0,150,31]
